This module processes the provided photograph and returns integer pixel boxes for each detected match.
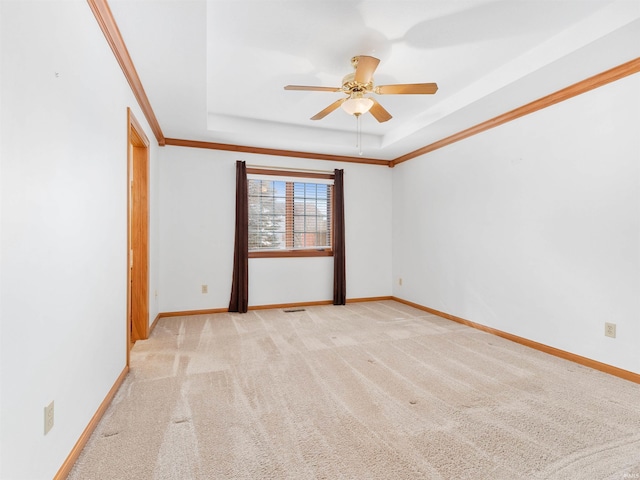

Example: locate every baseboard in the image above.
[159,308,229,318]
[54,366,129,480]
[157,296,394,317]
[248,300,333,310]
[149,313,162,333]
[392,296,640,385]
[249,296,394,310]
[347,296,393,303]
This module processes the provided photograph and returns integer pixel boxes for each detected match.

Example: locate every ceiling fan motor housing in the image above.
[341,72,373,95]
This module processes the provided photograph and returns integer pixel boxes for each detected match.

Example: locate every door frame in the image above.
[127,108,150,366]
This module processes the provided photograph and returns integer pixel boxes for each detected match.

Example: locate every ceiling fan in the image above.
[284,55,438,123]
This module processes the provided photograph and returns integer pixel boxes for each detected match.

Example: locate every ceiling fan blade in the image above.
[284,85,341,92]
[354,55,380,84]
[311,98,346,120]
[369,99,392,123]
[375,83,439,95]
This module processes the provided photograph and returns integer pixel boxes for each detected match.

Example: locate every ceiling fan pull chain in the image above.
[356,114,363,156]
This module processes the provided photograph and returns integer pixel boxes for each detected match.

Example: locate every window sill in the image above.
[249,249,333,258]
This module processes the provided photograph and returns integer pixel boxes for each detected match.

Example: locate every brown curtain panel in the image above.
[229,160,248,313]
[333,169,346,305]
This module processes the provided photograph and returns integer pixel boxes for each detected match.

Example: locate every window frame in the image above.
[246,167,335,259]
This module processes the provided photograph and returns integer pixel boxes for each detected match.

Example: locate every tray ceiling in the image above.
[109,0,640,160]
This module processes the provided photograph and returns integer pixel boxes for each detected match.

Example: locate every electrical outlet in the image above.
[201,284,208,294]
[605,322,616,338]
[398,277,403,286]
[44,401,54,435]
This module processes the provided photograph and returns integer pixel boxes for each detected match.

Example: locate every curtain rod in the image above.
[246,164,335,175]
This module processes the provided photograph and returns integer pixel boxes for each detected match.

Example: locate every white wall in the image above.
[0,2,159,479]
[0,0,4,471]
[149,137,161,324]
[158,147,393,311]
[392,73,640,374]
[0,3,634,479]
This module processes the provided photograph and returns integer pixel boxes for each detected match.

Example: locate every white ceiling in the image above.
[109,0,640,160]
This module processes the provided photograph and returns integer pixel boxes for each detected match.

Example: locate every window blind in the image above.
[247,171,334,253]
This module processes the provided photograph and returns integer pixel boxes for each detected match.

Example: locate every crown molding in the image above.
[391,56,640,166]
[89,1,638,167]
[166,57,639,167]
[87,0,165,146]
[164,138,391,166]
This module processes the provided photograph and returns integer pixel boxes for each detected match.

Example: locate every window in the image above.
[247,169,334,258]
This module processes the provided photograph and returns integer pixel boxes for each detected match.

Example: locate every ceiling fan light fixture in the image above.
[341,95,374,116]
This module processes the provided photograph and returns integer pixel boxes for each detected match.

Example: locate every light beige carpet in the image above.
[68,301,640,479]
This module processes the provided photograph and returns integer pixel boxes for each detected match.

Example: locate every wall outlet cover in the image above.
[44,401,54,435]
[605,322,616,338]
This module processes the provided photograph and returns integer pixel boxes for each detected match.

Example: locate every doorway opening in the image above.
[127,108,150,366]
